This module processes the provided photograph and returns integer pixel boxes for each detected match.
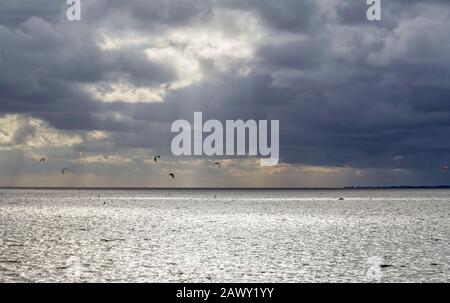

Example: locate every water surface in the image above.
[0,189,448,282]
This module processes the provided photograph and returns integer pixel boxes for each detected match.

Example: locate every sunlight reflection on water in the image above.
[0,189,449,282]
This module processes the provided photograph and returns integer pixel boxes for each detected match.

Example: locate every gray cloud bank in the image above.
[1,0,450,187]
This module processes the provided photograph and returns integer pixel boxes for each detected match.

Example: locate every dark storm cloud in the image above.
[1,0,450,185]
[0,12,176,128]
[215,0,320,32]
[0,0,65,26]
[99,0,212,25]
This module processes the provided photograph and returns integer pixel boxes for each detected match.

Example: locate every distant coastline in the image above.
[1,186,450,190]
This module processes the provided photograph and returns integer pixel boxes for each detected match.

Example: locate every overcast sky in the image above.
[1,0,450,187]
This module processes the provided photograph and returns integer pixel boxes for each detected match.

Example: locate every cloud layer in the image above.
[1,0,450,187]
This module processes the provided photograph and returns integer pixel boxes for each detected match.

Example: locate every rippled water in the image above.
[0,189,449,282]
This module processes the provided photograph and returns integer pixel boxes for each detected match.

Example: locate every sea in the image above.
[0,188,449,282]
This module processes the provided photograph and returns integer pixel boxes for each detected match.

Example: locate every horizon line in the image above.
[2,186,450,190]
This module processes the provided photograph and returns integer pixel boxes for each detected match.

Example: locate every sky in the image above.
[1,0,450,188]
